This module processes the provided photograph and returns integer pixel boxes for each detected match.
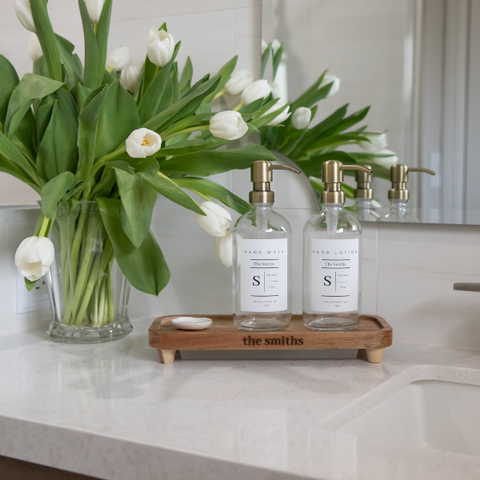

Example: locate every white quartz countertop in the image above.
[1,318,480,480]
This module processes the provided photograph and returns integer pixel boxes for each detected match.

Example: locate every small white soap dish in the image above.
[171,317,212,330]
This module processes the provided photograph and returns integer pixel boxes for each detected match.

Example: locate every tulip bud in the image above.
[358,132,388,153]
[373,149,398,168]
[15,0,35,32]
[240,79,272,105]
[214,231,232,268]
[196,201,231,237]
[292,107,312,130]
[15,236,55,282]
[126,128,162,158]
[28,34,42,62]
[147,28,175,67]
[269,82,281,99]
[261,39,268,54]
[272,39,282,54]
[224,70,254,96]
[120,65,142,92]
[321,74,340,97]
[262,101,291,126]
[106,46,132,72]
[209,111,248,141]
[85,0,106,24]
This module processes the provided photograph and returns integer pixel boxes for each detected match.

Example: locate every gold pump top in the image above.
[249,160,301,204]
[354,169,374,199]
[321,160,372,204]
[388,164,435,200]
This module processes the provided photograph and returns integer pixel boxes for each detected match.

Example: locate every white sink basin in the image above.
[338,380,480,456]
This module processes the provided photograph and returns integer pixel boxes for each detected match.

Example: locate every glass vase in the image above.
[46,201,133,343]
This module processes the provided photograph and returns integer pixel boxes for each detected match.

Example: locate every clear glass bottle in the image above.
[352,170,379,221]
[303,161,371,331]
[233,161,301,331]
[377,165,435,223]
[354,198,380,221]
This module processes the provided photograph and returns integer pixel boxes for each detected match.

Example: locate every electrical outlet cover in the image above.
[16,271,50,314]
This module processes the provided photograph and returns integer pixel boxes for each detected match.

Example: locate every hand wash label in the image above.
[240,238,288,312]
[310,238,359,312]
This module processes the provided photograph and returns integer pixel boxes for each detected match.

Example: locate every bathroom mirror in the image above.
[261,0,480,225]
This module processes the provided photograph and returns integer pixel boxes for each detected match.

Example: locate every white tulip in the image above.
[15,0,35,32]
[272,39,282,54]
[373,149,399,168]
[321,74,340,97]
[196,201,231,237]
[120,65,142,92]
[261,39,268,54]
[214,231,232,268]
[209,111,248,141]
[241,79,272,105]
[15,236,55,282]
[269,81,281,99]
[292,107,312,129]
[224,70,254,96]
[262,101,291,126]
[85,0,105,24]
[358,132,388,153]
[126,128,162,158]
[147,28,175,67]
[28,34,42,62]
[106,46,132,72]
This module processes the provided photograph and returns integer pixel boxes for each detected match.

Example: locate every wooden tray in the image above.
[148,314,392,364]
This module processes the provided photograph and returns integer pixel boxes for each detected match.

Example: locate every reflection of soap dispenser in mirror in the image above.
[353,169,379,222]
[233,161,301,332]
[303,160,372,331]
[378,165,435,223]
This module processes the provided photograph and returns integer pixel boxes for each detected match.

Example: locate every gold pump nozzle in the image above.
[388,164,435,200]
[354,169,374,199]
[321,160,372,204]
[249,161,301,204]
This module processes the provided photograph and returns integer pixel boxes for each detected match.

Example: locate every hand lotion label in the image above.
[240,238,288,312]
[310,238,359,312]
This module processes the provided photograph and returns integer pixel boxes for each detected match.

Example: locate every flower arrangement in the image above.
[6,0,282,333]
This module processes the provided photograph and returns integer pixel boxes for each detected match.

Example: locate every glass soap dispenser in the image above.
[353,169,379,222]
[233,160,301,332]
[303,160,372,331]
[378,164,435,223]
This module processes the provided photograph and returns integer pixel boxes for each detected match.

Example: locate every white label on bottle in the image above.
[310,238,359,312]
[240,238,288,312]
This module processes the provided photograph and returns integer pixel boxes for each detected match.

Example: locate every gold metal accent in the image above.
[249,161,301,204]
[354,169,373,199]
[388,165,435,200]
[321,160,372,204]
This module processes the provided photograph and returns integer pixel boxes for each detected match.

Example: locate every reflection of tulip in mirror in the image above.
[262,101,291,126]
[225,70,254,96]
[196,202,231,237]
[292,107,312,129]
[373,149,399,168]
[147,28,175,67]
[126,128,162,158]
[209,111,248,140]
[214,231,233,268]
[15,236,55,282]
[28,34,42,62]
[241,79,272,105]
[106,46,132,72]
[359,132,388,153]
[15,0,35,32]
[320,74,340,97]
[121,65,142,92]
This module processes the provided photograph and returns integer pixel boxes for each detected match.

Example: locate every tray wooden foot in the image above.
[365,348,384,363]
[157,349,176,364]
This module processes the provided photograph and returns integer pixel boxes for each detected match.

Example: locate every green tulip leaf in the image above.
[261,42,272,78]
[272,42,284,81]
[5,73,65,138]
[0,56,19,124]
[96,0,113,80]
[56,34,84,84]
[0,130,38,184]
[179,56,193,96]
[174,177,250,214]
[97,197,170,296]
[160,144,278,176]
[115,169,158,248]
[203,55,237,103]
[147,171,203,214]
[41,171,76,219]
